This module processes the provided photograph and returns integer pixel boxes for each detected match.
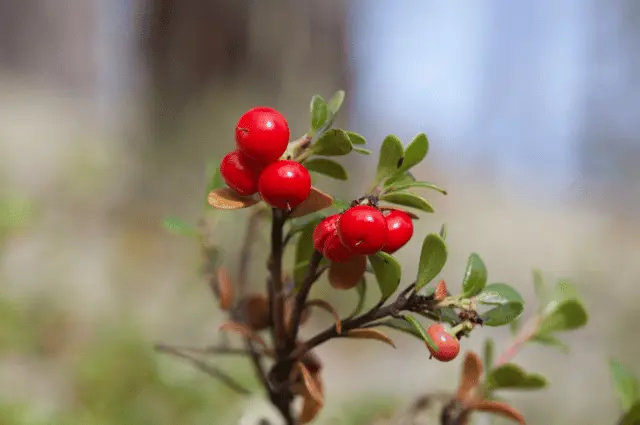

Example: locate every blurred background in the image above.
[1,0,639,424]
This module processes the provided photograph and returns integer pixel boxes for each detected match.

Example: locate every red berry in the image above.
[426,324,460,362]
[258,160,311,210]
[322,231,353,262]
[313,214,341,252]
[235,107,290,164]
[381,209,414,254]
[337,205,388,255]
[219,150,263,196]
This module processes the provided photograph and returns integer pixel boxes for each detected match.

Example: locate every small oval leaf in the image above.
[609,359,640,412]
[380,191,434,213]
[379,206,420,220]
[345,328,396,348]
[376,134,405,183]
[401,315,438,352]
[208,188,260,210]
[298,371,325,424]
[353,147,372,155]
[462,253,488,297]
[310,128,353,156]
[215,268,234,311]
[485,363,547,391]
[348,277,367,318]
[384,181,447,196]
[399,133,429,172]
[482,303,524,327]
[304,158,348,180]
[289,186,334,218]
[329,254,367,290]
[345,131,366,145]
[475,283,524,306]
[310,95,328,134]
[327,90,345,115]
[416,233,448,291]
[298,363,324,407]
[218,321,266,347]
[368,252,402,300]
[537,299,588,335]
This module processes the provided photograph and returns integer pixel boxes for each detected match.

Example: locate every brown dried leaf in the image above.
[289,186,334,218]
[379,207,420,220]
[298,363,324,407]
[328,254,366,290]
[208,188,260,210]
[300,349,323,375]
[345,328,396,348]
[473,400,526,424]
[218,321,266,347]
[304,299,342,334]
[215,268,234,311]
[243,294,271,331]
[434,279,448,302]
[298,370,324,424]
[457,351,484,403]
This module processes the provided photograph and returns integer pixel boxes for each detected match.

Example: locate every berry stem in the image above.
[494,315,541,367]
[288,250,324,347]
[269,208,287,355]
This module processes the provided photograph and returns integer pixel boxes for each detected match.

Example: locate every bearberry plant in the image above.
[157,91,593,425]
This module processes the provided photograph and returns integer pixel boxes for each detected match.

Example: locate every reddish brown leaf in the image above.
[345,328,396,348]
[474,400,526,424]
[218,321,266,347]
[379,207,420,220]
[435,279,448,302]
[208,188,259,210]
[298,370,324,424]
[328,254,366,290]
[457,351,483,403]
[300,349,323,375]
[304,299,342,333]
[215,268,234,311]
[298,363,324,407]
[243,294,271,331]
[288,186,334,218]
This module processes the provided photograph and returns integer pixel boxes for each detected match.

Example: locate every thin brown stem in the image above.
[269,208,287,355]
[494,316,541,367]
[287,250,324,348]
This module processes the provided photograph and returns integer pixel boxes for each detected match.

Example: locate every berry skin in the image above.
[322,231,354,262]
[337,205,388,255]
[313,214,341,252]
[258,160,311,210]
[426,324,460,362]
[235,106,290,164]
[219,150,263,196]
[381,209,414,254]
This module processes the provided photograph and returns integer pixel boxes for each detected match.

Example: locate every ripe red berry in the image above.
[235,107,290,164]
[337,205,388,255]
[381,209,414,254]
[322,231,353,262]
[313,214,341,252]
[426,324,460,362]
[219,150,263,196]
[258,160,311,210]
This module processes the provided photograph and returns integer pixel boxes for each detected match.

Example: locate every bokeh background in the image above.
[1,1,639,424]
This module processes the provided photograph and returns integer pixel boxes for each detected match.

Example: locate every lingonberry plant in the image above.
[157,91,596,425]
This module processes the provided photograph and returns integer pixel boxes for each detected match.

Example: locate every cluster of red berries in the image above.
[220,107,311,210]
[312,204,415,262]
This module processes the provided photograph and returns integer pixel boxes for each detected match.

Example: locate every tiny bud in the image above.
[435,280,448,301]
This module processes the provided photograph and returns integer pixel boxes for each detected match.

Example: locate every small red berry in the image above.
[381,209,414,253]
[313,214,341,252]
[322,231,353,262]
[219,150,263,196]
[337,205,388,255]
[426,324,460,362]
[258,160,311,210]
[235,106,290,164]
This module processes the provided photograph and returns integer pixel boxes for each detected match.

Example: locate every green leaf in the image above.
[332,198,351,212]
[380,191,434,213]
[384,181,447,196]
[353,147,372,155]
[376,318,423,339]
[327,90,345,116]
[621,402,640,425]
[462,253,488,297]
[162,217,199,237]
[532,268,547,313]
[310,95,328,135]
[294,219,322,285]
[439,224,448,240]
[483,339,495,372]
[375,135,404,183]
[304,158,348,180]
[436,307,460,325]
[609,359,640,411]
[536,299,588,335]
[542,279,580,316]
[345,131,366,145]
[398,133,428,172]
[310,129,353,156]
[482,303,524,327]
[349,278,368,318]
[402,315,438,352]
[384,171,416,188]
[529,333,570,353]
[485,364,547,391]
[368,252,402,300]
[475,283,524,306]
[415,233,447,291]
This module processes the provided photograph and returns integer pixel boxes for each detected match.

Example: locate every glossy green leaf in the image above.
[485,363,547,391]
[368,252,402,300]
[610,359,640,411]
[621,402,640,425]
[537,299,588,334]
[462,253,488,297]
[483,339,495,372]
[439,224,448,240]
[437,307,460,325]
[529,333,570,353]
[311,129,353,156]
[310,95,328,135]
[162,217,199,237]
[375,135,404,183]
[304,158,348,180]
[482,303,524,327]
[380,191,434,213]
[294,219,322,285]
[402,315,438,352]
[384,181,447,196]
[376,318,423,339]
[327,90,345,116]
[398,133,428,172]
[353,147,372,155]
[542,279,580,316]
[345,131,366,145]
[475,283,524,306]
[415,233,447,291]
[349,277,368,318]
[384,171,416,188]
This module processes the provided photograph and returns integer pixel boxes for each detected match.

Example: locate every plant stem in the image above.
[494,316,540,367]
[269,208,287,355]
[288,250,324,348]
